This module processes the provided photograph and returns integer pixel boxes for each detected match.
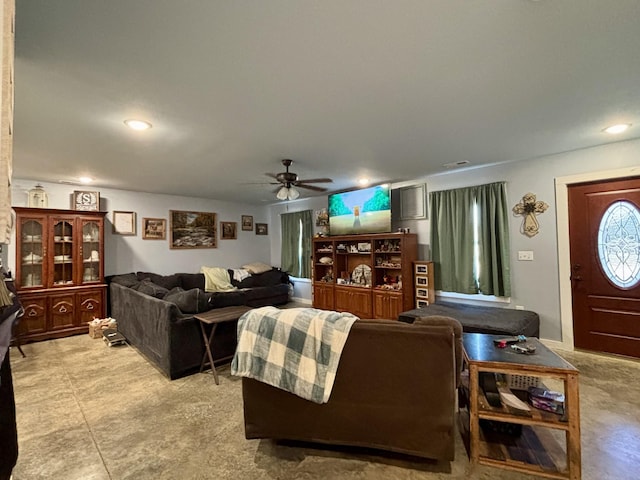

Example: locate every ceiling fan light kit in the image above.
[277,186,300,201]
[268,159,333,200]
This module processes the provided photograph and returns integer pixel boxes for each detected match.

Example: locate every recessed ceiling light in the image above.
[358,178,370,186]
[603,123,631,134]
[79,176,93,184]
[124,119,152,131]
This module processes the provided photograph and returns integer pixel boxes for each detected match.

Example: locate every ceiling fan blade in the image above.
[295,178,333,184]
[240,181,280,185]
[296,184,328,192]
[265,173,279,180]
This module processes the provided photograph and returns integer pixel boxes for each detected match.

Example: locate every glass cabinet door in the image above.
[20,219,45,288]
[52,219,75,286]
[80,219,102,284]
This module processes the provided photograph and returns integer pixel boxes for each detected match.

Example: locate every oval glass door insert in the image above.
[597,200,640,288]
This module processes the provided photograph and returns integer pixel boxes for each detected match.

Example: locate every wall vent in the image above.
[443,160,470,169]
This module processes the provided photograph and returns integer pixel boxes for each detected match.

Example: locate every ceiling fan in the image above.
[266,159,333,200]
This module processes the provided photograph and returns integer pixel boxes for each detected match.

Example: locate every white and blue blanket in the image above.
[231,306,358,404]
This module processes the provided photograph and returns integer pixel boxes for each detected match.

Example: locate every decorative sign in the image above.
[73,191,100,211]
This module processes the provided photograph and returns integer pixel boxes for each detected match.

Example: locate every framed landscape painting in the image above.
[169,210,217,249]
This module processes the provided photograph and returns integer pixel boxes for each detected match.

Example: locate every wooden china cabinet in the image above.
[14,207,107,342]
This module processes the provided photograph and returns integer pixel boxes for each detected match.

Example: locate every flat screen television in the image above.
[328,184,392,236]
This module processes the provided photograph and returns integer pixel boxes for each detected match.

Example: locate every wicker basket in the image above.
[88,318,117,339]
[506,374,540,390]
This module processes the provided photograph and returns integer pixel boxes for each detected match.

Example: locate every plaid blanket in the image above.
[231,306,358,404]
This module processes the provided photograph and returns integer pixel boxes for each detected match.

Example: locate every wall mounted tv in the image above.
[328,184,392,236]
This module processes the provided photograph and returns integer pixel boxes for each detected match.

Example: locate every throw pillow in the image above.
[241,262,273,275]
[247,269,288,287]
[177,273,205,290]
[136,272,182,290]
[135,280,169,299]
[164,287,209,313]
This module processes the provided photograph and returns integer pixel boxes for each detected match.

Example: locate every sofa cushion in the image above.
[136,272,182,290]
[234,268,289,288]
[177,273,205,291]
[164,287,210,313]
[136,280,170,298]
[110,273,141,288]
[252,269,288,287]
[242,262,273,275]
[209,290,247,308]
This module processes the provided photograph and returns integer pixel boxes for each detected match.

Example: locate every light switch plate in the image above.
[518,250,534,261]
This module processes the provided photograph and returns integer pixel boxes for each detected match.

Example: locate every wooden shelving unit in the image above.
[312,233,417,319]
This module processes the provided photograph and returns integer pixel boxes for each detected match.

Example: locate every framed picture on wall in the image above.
[241,215,253,231]
[142,218,166,240]
[112,211,136,235]
[220,221,237,240]
[255,223,268,235]
[169,210,217,249]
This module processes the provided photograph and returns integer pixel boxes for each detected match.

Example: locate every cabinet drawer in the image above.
[78,288,105,325]
[18,295,47,335]
[50,294,75,330]
[416,299,430,308]
[416,287,429,299]
[415,264,429,275]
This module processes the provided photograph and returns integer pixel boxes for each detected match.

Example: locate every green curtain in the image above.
[430,187,476,293]
[280,210,313,278]
[475,182,511,296]
[430,181,511,296]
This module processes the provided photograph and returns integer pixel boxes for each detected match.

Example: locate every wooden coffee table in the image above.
[460,333,581,479]
[194,305,252,384]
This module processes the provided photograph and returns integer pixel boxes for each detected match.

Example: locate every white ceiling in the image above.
[13,0,640,205]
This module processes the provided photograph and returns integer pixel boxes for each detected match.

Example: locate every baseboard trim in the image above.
[540,338,572,351]
[290,296,312,305]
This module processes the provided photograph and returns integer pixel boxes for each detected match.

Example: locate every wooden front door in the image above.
[568,176,640,358]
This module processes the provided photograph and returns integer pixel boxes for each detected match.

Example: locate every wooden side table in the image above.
[460,333,581,479]
[194,305,252,384]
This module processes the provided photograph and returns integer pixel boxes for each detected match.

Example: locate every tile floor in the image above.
[8,331,640,480]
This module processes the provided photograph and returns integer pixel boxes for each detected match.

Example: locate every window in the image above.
[597,200,640,289]
[280,210,313,278]
[430,182,511,297]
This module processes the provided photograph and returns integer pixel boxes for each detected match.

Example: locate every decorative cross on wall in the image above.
[513,193,549,237]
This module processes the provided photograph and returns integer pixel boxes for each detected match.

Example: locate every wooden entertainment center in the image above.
[312,233,417,319]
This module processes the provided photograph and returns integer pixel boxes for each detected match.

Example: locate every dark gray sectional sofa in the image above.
[109,269,290,379]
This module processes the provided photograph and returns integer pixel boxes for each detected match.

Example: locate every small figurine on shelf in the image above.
[321,268,333,283]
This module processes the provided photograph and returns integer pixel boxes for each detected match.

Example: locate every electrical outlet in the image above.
[518,250,534,261]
